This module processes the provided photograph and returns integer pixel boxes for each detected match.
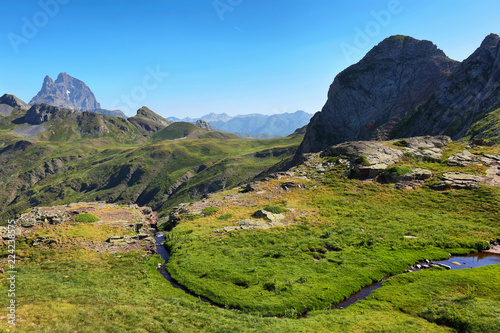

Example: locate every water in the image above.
[433,252,500,269]
[155,234,500,311]
[334,252,500,309]
[154,235,217,305]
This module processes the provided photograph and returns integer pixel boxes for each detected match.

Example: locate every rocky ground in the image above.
[0,202,158,256]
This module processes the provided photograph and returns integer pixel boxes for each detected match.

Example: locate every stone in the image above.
[280,181,304,191]
[295,36,458,157]
[195,119,213,131]
[433,172,486,190]
[252,210,285,225]
[447,151,478,167]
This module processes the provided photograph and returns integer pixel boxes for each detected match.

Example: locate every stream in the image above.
[155,235,500,311]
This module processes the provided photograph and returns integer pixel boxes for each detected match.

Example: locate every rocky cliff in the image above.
[394,33,500,140]
[30,72,101,111]
[297,35,459,157]
[0,94,29,110]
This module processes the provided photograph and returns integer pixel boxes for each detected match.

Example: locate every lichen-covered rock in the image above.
[252,210,285,226]
[433,172,486,190]
[447,151,479,167]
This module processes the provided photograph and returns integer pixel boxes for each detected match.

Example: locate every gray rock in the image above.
[195,119,213,131]
[30,72,101,111]
[433,172,486,190]
[252,210,285,225]
[447,151,478,167]
[296,35,458,157]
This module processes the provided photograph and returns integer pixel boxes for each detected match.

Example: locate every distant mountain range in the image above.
[20,72,312,138]
[168,111,313,138]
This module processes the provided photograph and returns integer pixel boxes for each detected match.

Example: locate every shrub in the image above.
[218,213,233,221]
[201,207,219,216]
[263,205,289,214]
[354,156,370,166]
[385,166,413,175]
[74,213,100,223]
[393,139,409,147]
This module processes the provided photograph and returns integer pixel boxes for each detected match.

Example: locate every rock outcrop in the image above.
[195,119,213,131]
[297,35,458,157]
[395,34,500,140]
[30,72,101,111]
[0,94,29,110]
[25,103,77,125]
[128,106,171,137]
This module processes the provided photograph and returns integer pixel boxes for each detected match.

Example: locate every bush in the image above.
[393,139,409,147]
[354,156,370,166]
[74,213,100,223]
[201,207,219,216]
[218,213,233,221]
[385,166,413,175]
[263,205,289,214]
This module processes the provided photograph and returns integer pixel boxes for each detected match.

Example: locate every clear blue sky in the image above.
[1,0,499,117]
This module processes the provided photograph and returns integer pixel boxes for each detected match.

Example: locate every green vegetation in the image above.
[152,122,202,140]
[354,155,370,166]
[0,129,302,223]
[393,139,409,147]
[3,221,498,332]
[201,207,219,216]
[467,104,500,144]
[218,213,234,220]
[263,205,290,214]
[385,166,413,175]
[74,212,100,223]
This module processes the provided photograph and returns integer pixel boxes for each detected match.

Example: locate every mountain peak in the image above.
[30,73,101,111]
[0,94,30,110]
[135,106,171,126]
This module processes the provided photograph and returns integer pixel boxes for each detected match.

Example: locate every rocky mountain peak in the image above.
[195,119,213,131]
[296,35,459,158]
[135,106,171,126]
[393,33,500,140]
[0,94,29,109]
[30,72,101,111]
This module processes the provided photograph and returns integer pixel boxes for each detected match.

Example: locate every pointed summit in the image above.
[296,35,459,156]
[0,94,29,110]
[30,72,101,111]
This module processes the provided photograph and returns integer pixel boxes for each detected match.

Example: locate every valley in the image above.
[1,31,500,332]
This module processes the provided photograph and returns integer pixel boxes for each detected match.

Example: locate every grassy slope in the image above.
[466,104,500,143]
[0,129,302,222]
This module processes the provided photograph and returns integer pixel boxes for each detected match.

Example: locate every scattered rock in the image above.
[280,181,304,191]
[252,210,285,226]
[433,172,486,190]
[447,151,479,167]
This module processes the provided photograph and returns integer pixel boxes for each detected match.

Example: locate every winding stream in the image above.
[155,235,500,311]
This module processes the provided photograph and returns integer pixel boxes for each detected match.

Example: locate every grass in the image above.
[164,165,499,316]
[74,213,100,223]
[263,205,290,214]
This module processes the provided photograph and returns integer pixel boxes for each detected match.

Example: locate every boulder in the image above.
[433,172,486,190]
[447,151,478,167]
[252,210,285,226]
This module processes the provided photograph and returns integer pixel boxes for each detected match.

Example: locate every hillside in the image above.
[152,122,237,141]
[0,126,302,222]
[1,136,499,332]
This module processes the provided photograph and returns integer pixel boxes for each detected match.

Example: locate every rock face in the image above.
[25,103,77,125]
[195,119,213,131]
[30,72,101,111]
[0,94,29,109]
[396,34,500,140]
[297,35,458,157]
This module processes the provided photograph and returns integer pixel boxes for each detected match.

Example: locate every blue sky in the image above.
[1,0,499,117]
